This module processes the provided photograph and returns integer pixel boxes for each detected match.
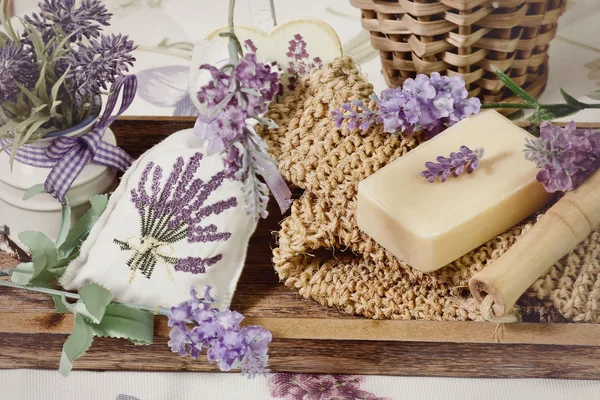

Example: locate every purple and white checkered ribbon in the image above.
[1,75,137,202]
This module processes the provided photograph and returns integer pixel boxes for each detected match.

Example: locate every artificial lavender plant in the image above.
[0,0,136,162]
[194,0,291,221]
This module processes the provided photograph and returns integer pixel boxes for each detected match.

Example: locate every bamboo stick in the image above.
[469,168,600,319]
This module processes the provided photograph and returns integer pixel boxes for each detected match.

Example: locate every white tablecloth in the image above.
[3,370,600,400]
[7,1,600,399]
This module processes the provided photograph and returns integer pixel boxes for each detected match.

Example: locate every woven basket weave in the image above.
[349,0,566,103]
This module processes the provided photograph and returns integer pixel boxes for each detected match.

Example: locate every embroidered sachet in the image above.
[60,129,256,308]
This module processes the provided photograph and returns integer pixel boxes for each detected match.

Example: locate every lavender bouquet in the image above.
[193,0,291,221]
[0,0,136,163]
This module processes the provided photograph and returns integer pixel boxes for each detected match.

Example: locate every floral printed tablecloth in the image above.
[6,0,600,399]
[3,369,600,400]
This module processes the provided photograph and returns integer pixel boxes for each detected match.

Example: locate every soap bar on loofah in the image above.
[357,110,552,273]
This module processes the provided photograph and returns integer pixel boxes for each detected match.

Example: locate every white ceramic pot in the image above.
[0,117,118,248]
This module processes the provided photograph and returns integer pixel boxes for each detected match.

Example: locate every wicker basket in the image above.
[350,0,567,103]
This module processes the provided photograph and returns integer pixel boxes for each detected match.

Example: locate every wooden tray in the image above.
[1,117,600,379]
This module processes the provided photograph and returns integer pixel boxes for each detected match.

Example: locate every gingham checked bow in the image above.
[2,75,137,203]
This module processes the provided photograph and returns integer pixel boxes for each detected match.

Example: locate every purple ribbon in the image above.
[2,75,137,203]
[194,118,292,215]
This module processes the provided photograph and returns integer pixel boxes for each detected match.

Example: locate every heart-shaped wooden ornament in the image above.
[188,18,343,113]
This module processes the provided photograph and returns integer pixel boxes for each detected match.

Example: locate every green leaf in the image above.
[30,280,70,313]
[54,294,70,314]
[68,283,112,324]
[51,67,69,105]
[87,303,154,345]
[14,81,43,108]
[34,63,49,104]
[58,195,108,258]
[560,88,585,109]
[528,105,580,122]
[0,0,20,43]
[0,31,9,46]
[16,231,58,284]
[23,184,45,200]
[492,66,539,105]
[9,262,35,284]
[586,89,600,101]
[55,197,71,247]
[59,315,94,376]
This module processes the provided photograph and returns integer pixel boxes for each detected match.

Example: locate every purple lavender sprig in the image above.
[194,35,286,221]
[524,121,600,192]
[196,52,280,177]
[168,286,272,378]
[421,146,483,183]
[332,73,481,138]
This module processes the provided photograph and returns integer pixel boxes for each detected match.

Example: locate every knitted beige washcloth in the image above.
[259,57,600,323]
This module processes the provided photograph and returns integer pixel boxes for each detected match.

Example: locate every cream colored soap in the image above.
[357,110,552,273]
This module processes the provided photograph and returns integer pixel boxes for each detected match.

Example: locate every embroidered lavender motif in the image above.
[286,34,323,91]
[114,153,237,281]
[243,34,323,92]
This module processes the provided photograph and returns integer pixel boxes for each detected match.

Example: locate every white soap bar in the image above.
[357,110,552,273]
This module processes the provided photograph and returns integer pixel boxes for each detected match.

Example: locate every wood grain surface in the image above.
[0,117,599,379]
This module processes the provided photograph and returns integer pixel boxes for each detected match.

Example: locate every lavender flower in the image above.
[196,52,279,159]
[63,34,136,104]
[24,0,111,43]
[115,154,236,279]
[194,46,289,221]
[244,39,258,53]
[168,286,272,377]
[0,43,37,103]
[524,121,600,192]
[421,146,483,183]
[332,72,481,138]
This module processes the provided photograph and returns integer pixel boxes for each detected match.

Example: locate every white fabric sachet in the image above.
[60,129,256,308]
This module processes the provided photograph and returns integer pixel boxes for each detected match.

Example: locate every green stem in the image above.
[228,0,240,63]
[0,279,173,316]
[269,0,278,26]
[482,103,535,110]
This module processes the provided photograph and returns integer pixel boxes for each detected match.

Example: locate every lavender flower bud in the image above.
[421,146,484,183]
[0,43,38,104]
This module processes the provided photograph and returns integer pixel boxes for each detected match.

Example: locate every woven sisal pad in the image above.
[259,57,600,322]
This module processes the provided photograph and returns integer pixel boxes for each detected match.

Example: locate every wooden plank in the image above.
[1,333,600,379]
[0,117,599,378]
[2,312,600,347]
